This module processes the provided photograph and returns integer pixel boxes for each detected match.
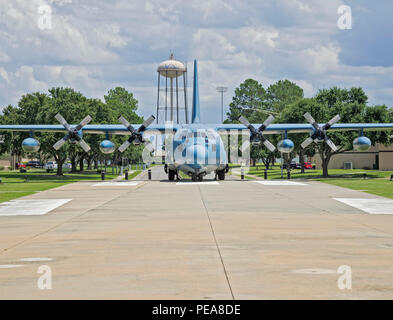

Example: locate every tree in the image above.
[226,79,270,167]
[104,87,144,166]
[0,93,49,168]
[36,87,93,175]
[226,79,267,123]
[266,80,304,113]
[0,86,146,174]
[104,87,141,122]
[279,98,316,173]
[283,88,392,177]
[226,79,303,168]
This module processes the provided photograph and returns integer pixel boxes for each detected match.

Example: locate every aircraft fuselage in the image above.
[164,126,228,181]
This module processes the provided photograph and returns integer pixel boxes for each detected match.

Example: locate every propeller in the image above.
[239,115,276,152]
[53,113,92,152]
[118,115,155,153]
[301,112,341,152]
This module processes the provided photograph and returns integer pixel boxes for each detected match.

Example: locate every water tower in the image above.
[156,54,188,124]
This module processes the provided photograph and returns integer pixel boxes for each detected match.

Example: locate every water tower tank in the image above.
[157,54,186,78]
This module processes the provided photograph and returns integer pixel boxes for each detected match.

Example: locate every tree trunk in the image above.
[87,156,92,170]
[53,152,64,176]
[299,150,305,174]
[70,157,77,172]
[94,158,98,170]
[322,154,331,177]
[79,154,85,172]
[56,162,64,176]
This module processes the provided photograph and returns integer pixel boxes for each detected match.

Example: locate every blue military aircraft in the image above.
[1,60,393,181]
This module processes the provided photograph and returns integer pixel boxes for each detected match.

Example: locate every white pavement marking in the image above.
[253,181,308,186]
[176,181,219,185]
[92,182,140,187]
[335,198,393,214]
[20,258,53,262]
[0,199,72,217]
[0,265,24,269]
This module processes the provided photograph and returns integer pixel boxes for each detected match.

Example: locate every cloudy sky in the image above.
[0,0,392,123]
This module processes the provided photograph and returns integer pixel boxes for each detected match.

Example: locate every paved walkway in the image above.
[1,177,393,299]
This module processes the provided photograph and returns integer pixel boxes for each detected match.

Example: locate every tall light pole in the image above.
[216,86,228,123]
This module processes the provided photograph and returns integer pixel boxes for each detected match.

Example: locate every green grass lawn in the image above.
[235,165,393,199]
[0,168,141,203]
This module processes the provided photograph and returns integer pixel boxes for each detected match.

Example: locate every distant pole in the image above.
[216,86,228,123]
[156,72,160,123]
[281,132,284,179]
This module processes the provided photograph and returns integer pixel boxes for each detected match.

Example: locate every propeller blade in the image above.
[53,135,69,150]
[257,114,275,132]
[144,142,155,153]
[263,139,276,152]
[55,113,71,131]
[304,112,316,124]
[78,139,91,152]
[327,114,341,127]
[239,116,251,128]
[55,113,68,126]
[301,137,314,149]
[75,115,92,131]
[240,139,251,153]
[118,140,131,153]
[325,138,338,152]
[139,115,155,131]
[262,115,275,128]
[119,116,135,133]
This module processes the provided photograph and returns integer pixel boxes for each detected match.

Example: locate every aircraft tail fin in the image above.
[191,59,200,124]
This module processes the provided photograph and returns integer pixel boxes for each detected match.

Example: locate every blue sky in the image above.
[0,0,392,123]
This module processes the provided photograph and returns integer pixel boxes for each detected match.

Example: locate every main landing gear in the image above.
[165,165,179,181]
[168,169,181,181]
[215,169,225,181]
[168,169,176,181]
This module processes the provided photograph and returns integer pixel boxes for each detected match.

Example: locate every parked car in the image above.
[304,162,315,170]
[26,160,43,168]
[44,161,58,172]
[283,161,316,170]
[282,160,297,169]
[63,163,72,169]
[16,162,26,169]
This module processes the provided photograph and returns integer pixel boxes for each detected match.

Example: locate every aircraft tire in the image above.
[168,170,176,181]
[218,170,225,180]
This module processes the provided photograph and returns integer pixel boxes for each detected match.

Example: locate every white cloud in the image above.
[0,0,392,123]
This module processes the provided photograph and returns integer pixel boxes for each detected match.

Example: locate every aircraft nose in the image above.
[185,144,206,168]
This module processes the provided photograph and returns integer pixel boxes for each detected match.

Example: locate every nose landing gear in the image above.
[192,173,204,182]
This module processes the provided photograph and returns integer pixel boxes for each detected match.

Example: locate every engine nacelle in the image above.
[353,136,371,151]
[277,139,294,153]
[100,139,115,154]
[22,138,40,153]
[69,128,83,144]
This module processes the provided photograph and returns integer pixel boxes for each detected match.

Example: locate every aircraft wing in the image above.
[0,123,392,135]
[0,124,179,135]
[214,123,393,134]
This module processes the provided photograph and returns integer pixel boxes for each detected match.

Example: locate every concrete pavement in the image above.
[1,168,393,299]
